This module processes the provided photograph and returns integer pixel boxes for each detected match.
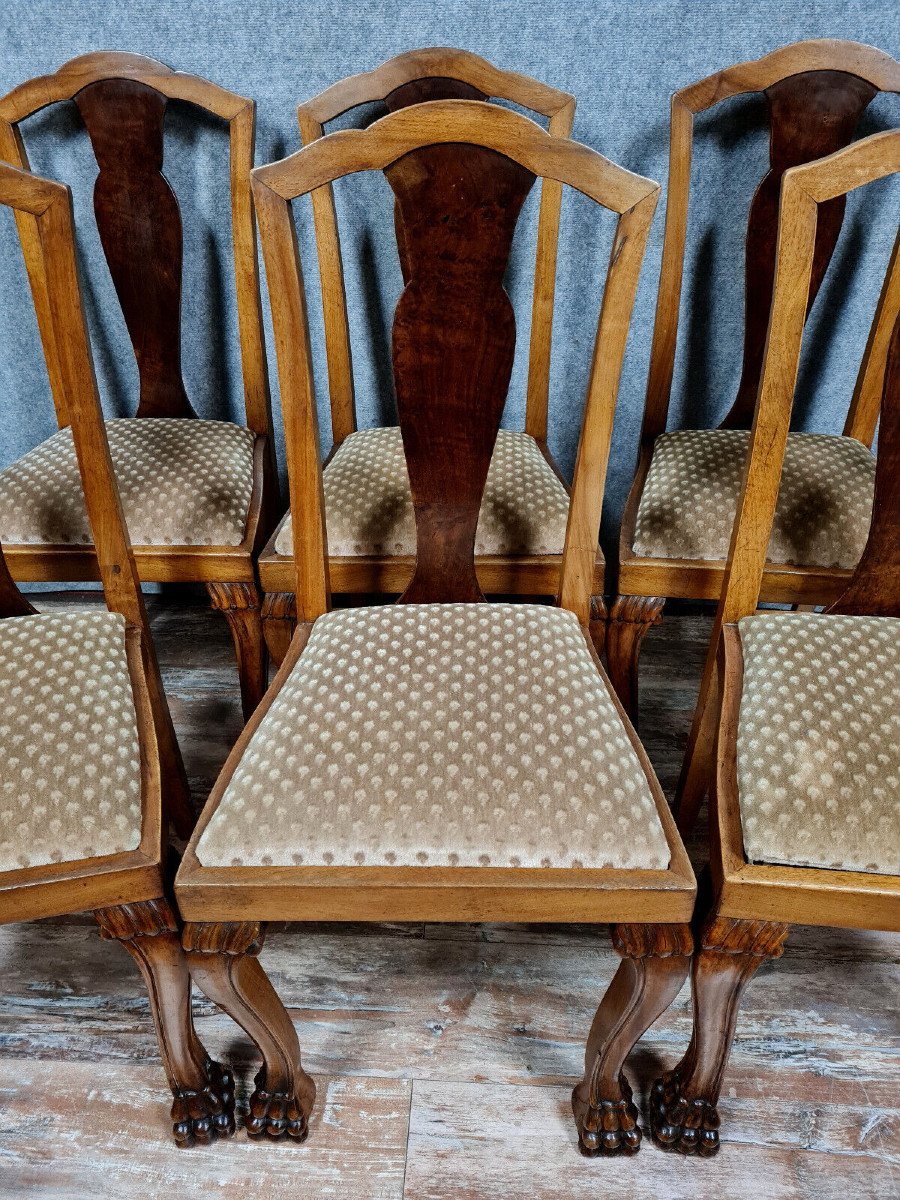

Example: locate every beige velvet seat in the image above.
[195,603,671,872]
[736,612,899,876]
[0,418,256,548]
[633,430,875,567]
[0,609,143,873]
[272,427,571,559]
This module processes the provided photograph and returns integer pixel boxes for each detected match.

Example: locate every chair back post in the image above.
[716,130,900,632]
[640,39,900,445]
[844,227,900,446]
[253,100,657,623]
[0,52,271,441]
[0,157,193,829]
[296,48,576,445]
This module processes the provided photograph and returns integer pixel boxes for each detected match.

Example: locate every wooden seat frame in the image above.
[0,52,277,721]
[175,99,696,1156]
[647,130,900,1157]
[257,48,608,665]
[608,39,900,720]
[0,160,234,1146]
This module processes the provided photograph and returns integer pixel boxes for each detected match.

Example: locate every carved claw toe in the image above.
[171,1061,236,1147]
[649,1071,720,1157]
[573,1074,642,1157]
[246,1072,310,1141]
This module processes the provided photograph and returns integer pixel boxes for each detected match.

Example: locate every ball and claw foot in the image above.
[246,1070,310,1141]
[574,1074,642,1157]
[650,1069,720,1157]
[172,1060,236,1147]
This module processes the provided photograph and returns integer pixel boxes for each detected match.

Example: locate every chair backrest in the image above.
[296,48,576,444]
[715,129,900,630]
[642,39,900,446]
[0,159,148,629]
[0,51,270,436]
[251,99,658,623]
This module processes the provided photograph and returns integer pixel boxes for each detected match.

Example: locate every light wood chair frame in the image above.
[175,101,696,1155]
[610,39,900,718]
[0,160,233,1145]
[257,48,608,663]
[0,51,276,720]
[648,130,900,1157]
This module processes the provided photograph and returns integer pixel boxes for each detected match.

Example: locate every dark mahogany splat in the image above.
[385,141,534,603]
[830,312,900,618]
[75,78,194,419]
[384,78,487,286]
[722,70,877,429]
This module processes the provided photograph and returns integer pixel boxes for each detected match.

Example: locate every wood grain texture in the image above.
[722,70,876,429]
[75,78,194,420]
[386,141,534,602]
[1,599,898,1192]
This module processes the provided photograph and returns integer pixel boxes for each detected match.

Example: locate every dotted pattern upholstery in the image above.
[274,427,571,558]
[737,613,900,876]
[0,418,256,548]
[196,604,671,871]
[633,430,875,568]
[0,611,143,873]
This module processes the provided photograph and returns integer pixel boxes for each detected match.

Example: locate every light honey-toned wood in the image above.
[559,192,658,621]
[845,226,900,445]
[262,101,655,214]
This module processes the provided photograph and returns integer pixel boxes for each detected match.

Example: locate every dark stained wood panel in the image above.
[75,78,195,419]
[385,144,534,603]
[384,78,487,287]
[722,70,877,429]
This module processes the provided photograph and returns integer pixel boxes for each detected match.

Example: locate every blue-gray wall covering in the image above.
[0,1,897,558]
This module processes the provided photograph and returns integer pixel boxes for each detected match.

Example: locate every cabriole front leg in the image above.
[573,922,692,1156]
[650,914,789,1156]
[184,921,316,1141]
[207,581,268,720]
[94,898,235,1146]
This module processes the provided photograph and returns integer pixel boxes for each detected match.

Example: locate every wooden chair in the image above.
[0,159,233,1145]
[648,130,900,1157]
[609,39,900,720]
[174,99,696,1156]
[0,52,276,721]
[257,48,607,664]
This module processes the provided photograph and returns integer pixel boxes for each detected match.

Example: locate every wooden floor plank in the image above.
[0,1061,410,1200]
[404,1079,899,1200]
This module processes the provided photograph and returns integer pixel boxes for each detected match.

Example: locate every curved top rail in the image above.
[298,46,574,126]
[782,126,900,202]
[0,158,66,215]
[256,100,655,215]
[677,39,900,114]
[0,51,252,124]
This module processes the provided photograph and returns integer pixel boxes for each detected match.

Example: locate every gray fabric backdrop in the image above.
[0,0,897,557]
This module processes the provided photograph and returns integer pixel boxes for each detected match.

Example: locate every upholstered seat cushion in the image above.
[632,430,875,568]
[0,611,143,873]
[273,427,571,558]
[736,613,899,876]
[0,418,256,547]
[196,604,671,871]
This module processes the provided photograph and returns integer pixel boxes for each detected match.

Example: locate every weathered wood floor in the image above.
[1,594,897,1199]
